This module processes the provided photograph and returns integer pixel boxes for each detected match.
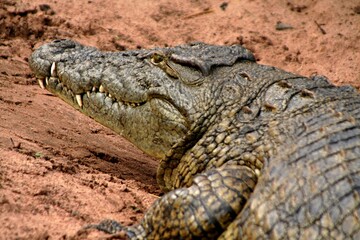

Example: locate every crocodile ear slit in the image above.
[197,61,211,76]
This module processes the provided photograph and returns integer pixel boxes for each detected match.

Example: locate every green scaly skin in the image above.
[29,40,360,239]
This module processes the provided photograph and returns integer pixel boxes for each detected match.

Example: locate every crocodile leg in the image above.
[91,164,257,239]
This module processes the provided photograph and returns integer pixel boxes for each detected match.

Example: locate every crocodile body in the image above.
[29,40,360,239]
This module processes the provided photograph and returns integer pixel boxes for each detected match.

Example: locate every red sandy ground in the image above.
[0,0,359,239]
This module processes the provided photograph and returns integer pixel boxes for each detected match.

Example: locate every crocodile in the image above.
[29,39,360,239]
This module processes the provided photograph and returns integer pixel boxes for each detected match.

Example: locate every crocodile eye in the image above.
[150,53,165,65]
[149,52,179,79]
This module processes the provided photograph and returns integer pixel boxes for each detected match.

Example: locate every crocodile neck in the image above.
[156,63,342,192]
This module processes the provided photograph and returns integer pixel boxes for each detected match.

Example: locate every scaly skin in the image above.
[29,40,360,239]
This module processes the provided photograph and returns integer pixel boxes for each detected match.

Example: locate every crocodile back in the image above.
[220,90,360,239]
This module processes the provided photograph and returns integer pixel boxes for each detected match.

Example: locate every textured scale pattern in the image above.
[220,97,360,239]
[29,40,360,239]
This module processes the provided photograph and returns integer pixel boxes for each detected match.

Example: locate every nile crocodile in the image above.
[29,39,360,239]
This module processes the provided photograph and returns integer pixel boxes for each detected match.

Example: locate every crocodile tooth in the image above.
[45,77,49,85]
[99,85,105,93]
[87,91,91,98]
[50,62,57,77]
[38,79,45,89]
[92,86,97,92]
[76,94,83,107]
[255,169,261,177]
[108,93,112,98]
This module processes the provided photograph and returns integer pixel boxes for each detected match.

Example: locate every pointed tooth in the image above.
[99,85,105,93]
[87,91,91,98]
[76,94,83,107]
[108,93,112,98]
[92,86,97,92]
[38,79,45,89]
[50,62,57,77]
[45,77,49,85]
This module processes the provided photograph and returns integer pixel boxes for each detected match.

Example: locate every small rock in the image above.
[220,2,228,11]
[354,6,360,14]
[275,21,294,31]
[39,4,51,12]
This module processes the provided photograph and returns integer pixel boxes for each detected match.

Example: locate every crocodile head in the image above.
[29,39,255,160]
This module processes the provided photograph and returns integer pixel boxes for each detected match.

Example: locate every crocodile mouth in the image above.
[37,62,147,109]
[39,75,147,109]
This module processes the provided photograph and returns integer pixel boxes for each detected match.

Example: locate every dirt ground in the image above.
[0,0,359,239]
